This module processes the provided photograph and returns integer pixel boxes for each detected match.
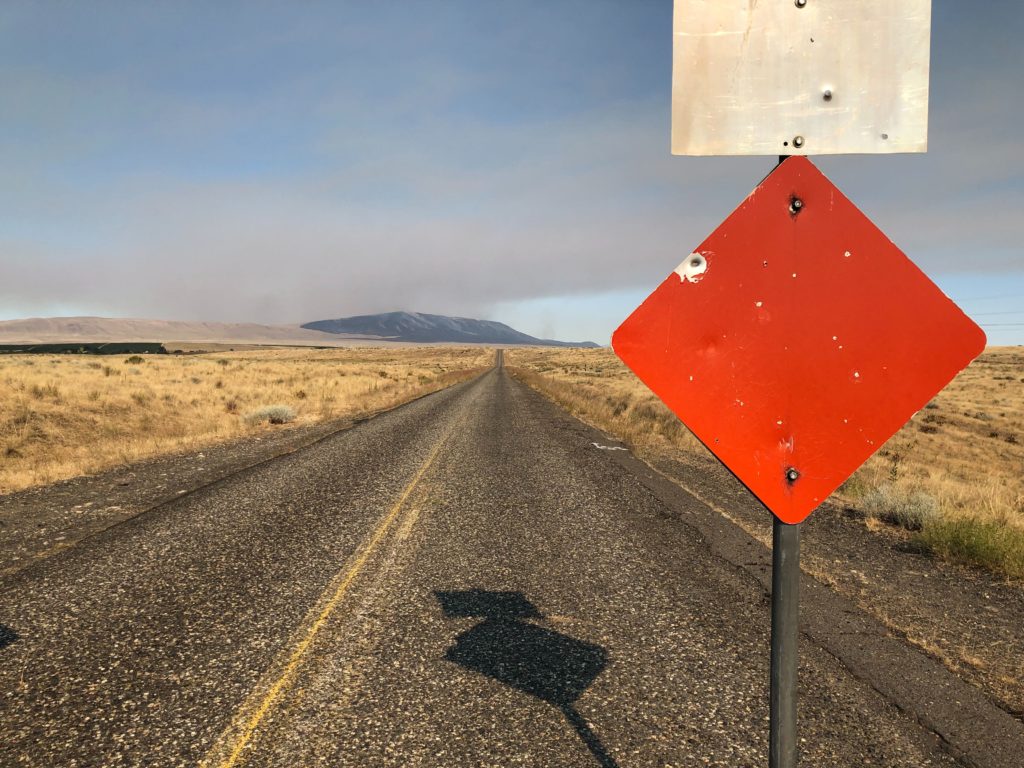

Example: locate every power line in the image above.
[958,293,1024,304]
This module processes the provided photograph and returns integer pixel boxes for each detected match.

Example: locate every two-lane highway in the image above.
[0,361,966,766]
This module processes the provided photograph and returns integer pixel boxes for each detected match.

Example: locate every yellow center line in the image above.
[203,433,449,768]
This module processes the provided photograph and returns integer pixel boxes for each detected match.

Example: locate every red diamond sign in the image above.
[612,157,985,524]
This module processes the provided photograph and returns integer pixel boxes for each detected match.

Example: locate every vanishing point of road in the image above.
[0,354,1014,766]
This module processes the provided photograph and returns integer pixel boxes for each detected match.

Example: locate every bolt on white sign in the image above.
[672,0,931,156]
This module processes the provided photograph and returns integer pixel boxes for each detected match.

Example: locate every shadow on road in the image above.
[0,624,18,651]
[436,589,618,768]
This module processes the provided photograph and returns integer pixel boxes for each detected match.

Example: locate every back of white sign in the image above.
[672,0,931,156]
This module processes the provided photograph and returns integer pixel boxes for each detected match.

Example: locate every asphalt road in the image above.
[0,356,1001,766]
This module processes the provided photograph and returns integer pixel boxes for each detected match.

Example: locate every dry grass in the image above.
[508,346,1024,578]
[0,347,489,494]
[507,348,709,456]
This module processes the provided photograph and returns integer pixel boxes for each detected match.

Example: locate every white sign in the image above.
[672,0,931,156]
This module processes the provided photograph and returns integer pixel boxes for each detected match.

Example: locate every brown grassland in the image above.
[508,346,1024,580]
[0,347,490,494]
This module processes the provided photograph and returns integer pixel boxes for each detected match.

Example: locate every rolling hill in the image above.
[0,313,599,348]
[302,311,599,347]
[0,317,347,345]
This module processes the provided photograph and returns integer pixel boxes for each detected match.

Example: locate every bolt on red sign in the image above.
[613,157,985,524]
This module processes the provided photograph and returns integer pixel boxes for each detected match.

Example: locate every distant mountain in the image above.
[0,313,601,348]
[302,311,600,347]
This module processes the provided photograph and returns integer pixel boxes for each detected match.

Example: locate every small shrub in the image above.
[244,404,296,426]
[217,359,230,367]
[605,396,630,417]
[225,399,239,414]
[838,472,869,499]
[659,418,687,440]
[918,517,1024,580]
[861,485,939,531]
[103,366,115,377]
[130,391,152,406]
[378,370,388,378]
[124,355,145,365]
[630,402,661,423]
[29,382,61,400]
[294,389,308,399]
[214,379,224,389]
[87,361,103,370]
[10,406,34,428]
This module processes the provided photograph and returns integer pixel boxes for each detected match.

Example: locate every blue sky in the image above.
[1,1,1022,344]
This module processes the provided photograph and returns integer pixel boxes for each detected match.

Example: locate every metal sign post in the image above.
[770,518,800,768]
[611,3,988,765]
[768,154,799,768]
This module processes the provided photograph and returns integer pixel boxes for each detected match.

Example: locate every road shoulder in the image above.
[516,375,1024,768]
